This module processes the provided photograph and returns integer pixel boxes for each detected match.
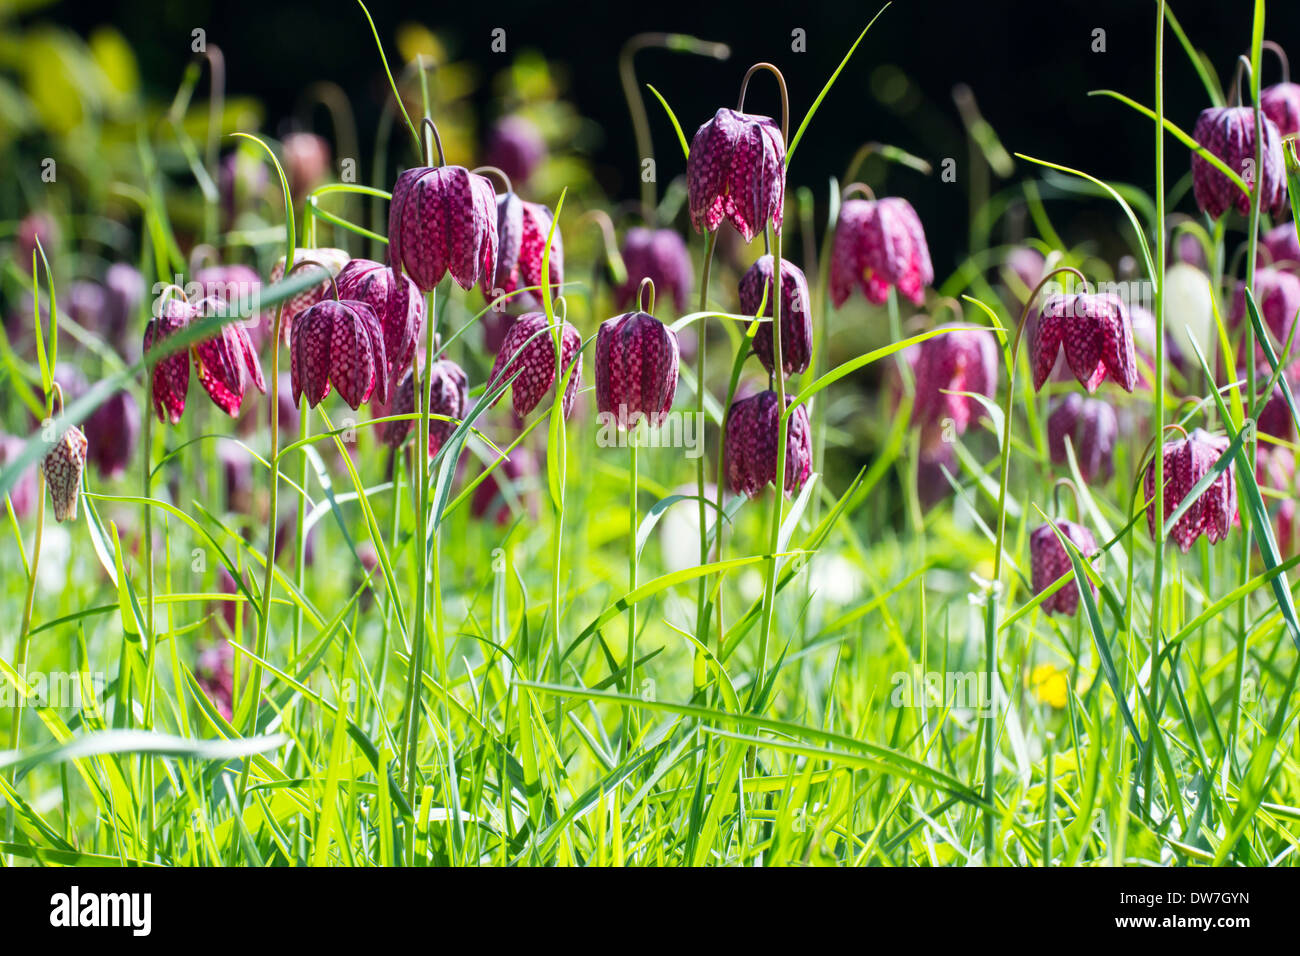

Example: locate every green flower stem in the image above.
[693,230,719,690]
[624,435,639,757]
[982,265,1086,862]
[755,227,786,699]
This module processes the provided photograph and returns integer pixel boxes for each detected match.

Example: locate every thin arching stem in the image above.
[982,264,1088,861]
[738,62,790,146]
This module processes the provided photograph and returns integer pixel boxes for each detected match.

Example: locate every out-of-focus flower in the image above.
[1163,262,1216,363]
[1256,371,1295,441]
[1028,662,1070,708]
[738,255,813,377]
[1262,81,1300,138]
[290,299,388,409]
[487,312,582,418]
[335,258,425,383]
[471,448,537,525]
[830,197,934,307]
[220,149,269,225]
[1003,246,1045,302]
[483,115,546,185]
[687,108,785,241]
[14,211,58,267]
[724,390,812,498]
[1191,106,1287,219]
[911,324,999,443]
[220,441,253,514]
[494,194,562,312]
[1030,293,1137,393]
[1145,428,1237,552]
[282,132,331,197]
[85,390,140,480]
[1170,232,1208,270]
[617,228,693,314]
[1129,304,1187,385]
[1047,393,1118,484]
[1030,519,1098,616]
[594,309,679,428]
[42,423,87,523]
[0,435,39,518]
[388,164,498,293]
[1229,267,1300,364]
[1258,445,1296,557]
[197,639,234,720]
[1260,222,1300,268]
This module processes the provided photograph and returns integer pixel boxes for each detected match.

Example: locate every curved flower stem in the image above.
[982,265,1087,862]
[619,33,730,219]
[692,230,719,689]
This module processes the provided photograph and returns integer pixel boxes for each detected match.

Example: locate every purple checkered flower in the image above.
[687,108,785,241]
[1191,106,1287,219]
[290,298,389,409]
[335,258,425,383]
[373,359,468,454]
[143,297,265,423]
[595,310,679,428]
[1145,428,1238,552]
[1030,293,1138,393]
[494,194,563,312]
[617,228,694,314]
[1047,393,1118,484]
[738,255,812,378]
[1229,267,1300,364]
[830,197,934,307]
[1030,520,1098,617]
[388,164,498,294]
[724,390,812,498]
[487,312,582,418]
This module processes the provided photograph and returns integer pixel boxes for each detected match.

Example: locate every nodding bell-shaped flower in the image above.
[0,435,39,519]
[334,258,425,383]
[1260,222,1300,268]
[85,389,141,480]
[1030,293,1138,393]
[1257,371,1296,441]
[143,298,193,424]
[488,312,583,419]
[282,132,331,197]
[290,298,389,409]
[1229,267,1300,363]
[617,228,693,314]
[724,390,812,498]
[1146,428,1238,552]
[1047,393,1119,484]
[267,248,351,343]
[389,164,498,294]
[143,297,266,422]
[494,193,563,312]
[1030,520,1098,617]
[830,197,934,308]
[1262,81,1300,138]
[911,324,999,440]
[687,108,785,242]
[594,310,679,428]
[1191,106,1287,219]
[374,359,469,455]
[483,115,547,186]
[738,255,812,378]
[42,423,87,523]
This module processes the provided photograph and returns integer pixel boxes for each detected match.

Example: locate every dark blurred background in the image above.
[20,0,1300,276]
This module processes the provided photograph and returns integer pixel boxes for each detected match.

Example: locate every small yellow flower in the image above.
[1028,663,1069,709]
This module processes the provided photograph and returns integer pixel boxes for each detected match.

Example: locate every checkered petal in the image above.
[739,255,812,377]
[724,390,812,498]
[828,198,933,308]
[143,299,194,424]
[687,108,785,242]
[1192,106,1287,219]
[1030,520,1098,616]
[594,311,679,427]
[42,424,88,523]
[1146,429,1239,552]
[389,166,499,294]
[488,312,582,418]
